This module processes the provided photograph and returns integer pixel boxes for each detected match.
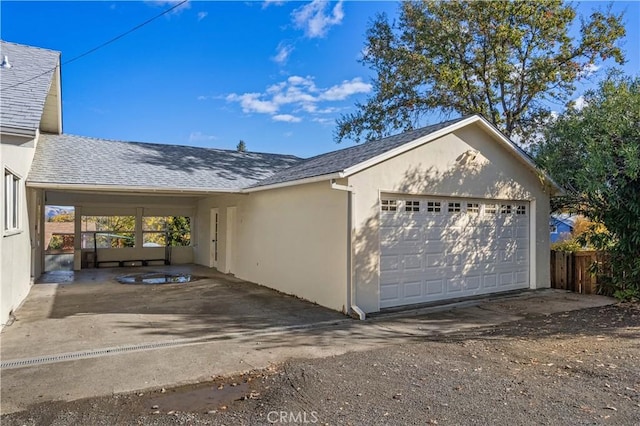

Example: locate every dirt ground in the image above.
[2,303,638,425]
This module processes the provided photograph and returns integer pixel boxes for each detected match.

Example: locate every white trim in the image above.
[0,126,37,137]
[242,172,343,193]
[26,182,239,195]
[529,199,537,289]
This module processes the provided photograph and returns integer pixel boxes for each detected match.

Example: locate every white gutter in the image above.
[25,182,240,195]
[330,179,365,320]
[243,172,343,193]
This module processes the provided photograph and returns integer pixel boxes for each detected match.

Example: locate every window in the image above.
[427,201,441,212]
[485,204,497,214]
[381,199,397,212]
[405,200,420,212]
[550,225,557,233]
[143,216,191,247]
[516,205,527,215]
[448,202,461,213]
[500,204,512,214]
[4,170,20,232]
[467,203,480,214]
[81,216,135,248]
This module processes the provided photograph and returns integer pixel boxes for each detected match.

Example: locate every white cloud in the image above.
[272,42,294,65]
[292,0,344,38]
[145,0,191,14]
[320,78,372,101]
[262,0,284,9]
[226,93,278,114]
[197,11,208,21]
[189,131,217,143]
[273,114,302,123]
[225,74,371,123]
[580,63,600,78]
[572,95,588,111]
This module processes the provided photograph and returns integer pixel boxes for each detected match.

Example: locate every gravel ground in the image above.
[2,303,639,425]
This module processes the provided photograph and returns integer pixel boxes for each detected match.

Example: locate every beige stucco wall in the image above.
[1,134,38,326]
[195,181,349,312]
[348,122,553,313]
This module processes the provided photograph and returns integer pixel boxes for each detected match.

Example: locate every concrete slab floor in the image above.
[0,269,617,415]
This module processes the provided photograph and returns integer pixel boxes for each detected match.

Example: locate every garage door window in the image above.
[381,199,397,212]
[427,201,441,213]
[516,205,527,215]
[467,203,480,214]
[500,204,512,214]
[405,200,420,212]
[485,204,497,215]
[448,202,461,213]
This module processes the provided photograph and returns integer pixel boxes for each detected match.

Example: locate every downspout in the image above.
[330,179,366,320]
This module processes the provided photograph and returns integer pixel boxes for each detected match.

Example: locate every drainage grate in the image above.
[1,318,348,370]
[1,340,195,370]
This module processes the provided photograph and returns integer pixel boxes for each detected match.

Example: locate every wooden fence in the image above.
[550,250,601,294]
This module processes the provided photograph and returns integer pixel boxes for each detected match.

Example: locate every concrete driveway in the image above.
[0,265,616,415]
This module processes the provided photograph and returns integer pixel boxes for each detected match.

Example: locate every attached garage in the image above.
[379,196,530,308]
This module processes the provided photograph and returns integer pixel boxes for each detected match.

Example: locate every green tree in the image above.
[336,0,625,143]
[237,140,247,152]
[536,74,640,300]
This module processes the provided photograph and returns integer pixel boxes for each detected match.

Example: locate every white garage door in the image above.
[379,196,529,308]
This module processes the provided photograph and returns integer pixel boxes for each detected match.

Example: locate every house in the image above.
[1,40,562,325]
[550,213,578,243]
[1,41,61,325]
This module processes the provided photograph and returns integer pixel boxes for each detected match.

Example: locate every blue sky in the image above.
[1,1,638,158]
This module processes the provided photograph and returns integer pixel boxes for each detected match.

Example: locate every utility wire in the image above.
[2,0,188,90]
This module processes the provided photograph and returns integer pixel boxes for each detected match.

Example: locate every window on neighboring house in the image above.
[381,199,397,212]
[81,216,135,248]
[405,200,420,212]
[143,216,191,247]
[550,225,557,233]
[4,170,20,232]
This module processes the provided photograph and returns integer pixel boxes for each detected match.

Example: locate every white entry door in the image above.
[379,196,530,308]
[210,208,219,268]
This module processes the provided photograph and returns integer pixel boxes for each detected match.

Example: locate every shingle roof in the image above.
[28,134,301,191]
[252,117,468,188]
[0,41,60,133]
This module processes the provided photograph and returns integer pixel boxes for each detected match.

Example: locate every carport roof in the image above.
[28,133,301,192]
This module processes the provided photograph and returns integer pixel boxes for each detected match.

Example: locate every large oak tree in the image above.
[336,0,625,143]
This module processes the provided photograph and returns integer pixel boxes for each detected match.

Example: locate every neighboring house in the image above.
[1,41,563,325]
[1,41,61,325]
[550,213,578,243]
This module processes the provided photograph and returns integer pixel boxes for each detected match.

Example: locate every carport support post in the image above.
[73,206,82,271]
[135,208,143,249]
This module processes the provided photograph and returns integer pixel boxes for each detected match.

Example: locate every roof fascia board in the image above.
[242,172,343,193]
[26,181,241,195]
[0,126,37,138]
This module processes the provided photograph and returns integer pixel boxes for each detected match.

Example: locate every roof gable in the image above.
[0,41,60,135]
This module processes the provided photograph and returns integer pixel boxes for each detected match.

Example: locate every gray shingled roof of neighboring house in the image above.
[251,117,468,188]
[0,41,60,133]
[28,134,301,191]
